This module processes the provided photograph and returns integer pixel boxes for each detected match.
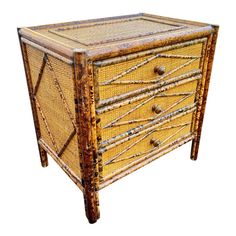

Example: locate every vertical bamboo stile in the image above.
[190,26,219,160]
[18,30,48,167]
[73,50,100,224]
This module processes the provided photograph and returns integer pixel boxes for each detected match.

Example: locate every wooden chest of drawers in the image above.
[18,13,218,223]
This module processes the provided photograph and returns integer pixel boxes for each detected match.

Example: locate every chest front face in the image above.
[93,37,208,181]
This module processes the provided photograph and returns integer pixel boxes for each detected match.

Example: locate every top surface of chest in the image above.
[19,13,215,60]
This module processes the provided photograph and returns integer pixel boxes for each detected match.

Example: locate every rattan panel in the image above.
[96,43,202,100]
[60,135,81,178]
[26,45,81,178]
[26,45,45,88]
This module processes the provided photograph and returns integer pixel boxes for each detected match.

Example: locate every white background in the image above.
[1,0,235,235]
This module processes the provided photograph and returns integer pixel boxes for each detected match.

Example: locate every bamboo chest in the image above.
[18,13,218,223]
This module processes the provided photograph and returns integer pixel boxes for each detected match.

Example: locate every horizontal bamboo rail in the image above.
[21,37,73,64]
[94,38,207,67]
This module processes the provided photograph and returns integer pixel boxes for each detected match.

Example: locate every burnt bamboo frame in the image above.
[18,14,218,224]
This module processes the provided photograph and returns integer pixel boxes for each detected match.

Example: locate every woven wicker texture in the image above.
[26,45,81,178]
[99,79,198,142]
[49,18,180,46]
[96,42,202,101]
[102,112,193,177]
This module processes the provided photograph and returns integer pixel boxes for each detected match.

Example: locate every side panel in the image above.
[19,36,82,188]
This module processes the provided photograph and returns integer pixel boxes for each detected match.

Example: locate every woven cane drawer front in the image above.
[101,111,195,178]
[95,39,205,103]
[97,75,200,143]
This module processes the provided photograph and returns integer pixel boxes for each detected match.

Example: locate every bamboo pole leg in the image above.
[73,51,100,223]
[83,190,100,223]
[38,146,48,167]
[190,27,218,161]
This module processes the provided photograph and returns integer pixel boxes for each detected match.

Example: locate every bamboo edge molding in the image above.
[18,13,219,223]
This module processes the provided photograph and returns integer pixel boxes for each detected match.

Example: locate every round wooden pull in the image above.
[154,66,165,75]
[152,104,162,114]
[150,138,161,147]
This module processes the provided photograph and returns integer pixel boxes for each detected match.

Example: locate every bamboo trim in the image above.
[35,98,59,152]
[45,56,76,128]
[93,66,103,179]
[157,58,198,82]
[100,133,194,189]
[104,129,155,166]
[57,129,76,157]
[94,38,207,67]
[33,53,47,95]
[104,92,194,128]
[161,123,188,145]
[50,21,184,47]
[142,13,209,27]
[155,54,201,59]
[103,94,154,129]
[190,39,207,133]
[38,139,83,191]
[141,15,187,27]
[19,36,48,167]
[21,37,73,64]
[97,74,201,114]
[108,123,190,165]
[29,13,142,30]
[99,104,196,153]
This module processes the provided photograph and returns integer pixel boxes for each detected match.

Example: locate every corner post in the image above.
[191,26,219,160]
[18,29,48,167]
[73,50,100,223]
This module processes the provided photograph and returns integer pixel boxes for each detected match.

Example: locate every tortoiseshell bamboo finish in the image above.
[18,13,218,223]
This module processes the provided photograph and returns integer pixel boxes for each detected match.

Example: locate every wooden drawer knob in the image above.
[152,104,162,114]
[154,66,166,75]
[150,138,161,147]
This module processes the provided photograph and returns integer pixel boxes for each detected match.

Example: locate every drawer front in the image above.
[101,111,194,178]
[94,39,205,103]
[97,75,200,143]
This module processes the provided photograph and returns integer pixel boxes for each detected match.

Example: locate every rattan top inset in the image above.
[48,18,184,46]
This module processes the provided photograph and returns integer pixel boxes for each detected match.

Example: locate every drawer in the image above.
[101,111,195,178]
[94,39,205,103]
[97,74,200,143]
